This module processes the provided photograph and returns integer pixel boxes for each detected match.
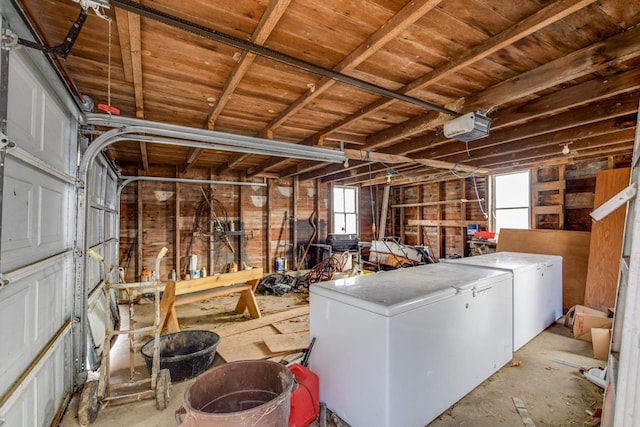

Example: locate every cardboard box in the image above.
[592,328,611,360]
[571,305,613,342]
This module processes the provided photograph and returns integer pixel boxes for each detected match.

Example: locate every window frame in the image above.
[332,185,359,235]
[491,170,531,233]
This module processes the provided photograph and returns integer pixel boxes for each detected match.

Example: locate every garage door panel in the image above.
[0,328,71,426]
[105,169,117,210]
[0,285,31,386]
[42,92,72,172]
[6,56,39,150]
[0,260,68,397]
[39,184,65,246]
[2,172,33,252]
[87,207,104,247]
[2,157,72,271]
[90,161,106,206]
[105,211,117,240]
[7,53,72,174]
[36,270,63,343]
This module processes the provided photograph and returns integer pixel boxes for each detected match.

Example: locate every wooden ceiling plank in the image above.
[298,160,370,181]
[263,0,444,132]
[279,161,329,178]
[369,22,640,147]
[124,9,147,169]
[480,129,635,168]
[207,0,292,129]
[376,66,640,160]
[342,148,488,174]
[248,0,598,175]
[114,8,133,83]
[207,0,292,174]
[331,0,599,147]
[323,132,367,146]
[128,11,144,118]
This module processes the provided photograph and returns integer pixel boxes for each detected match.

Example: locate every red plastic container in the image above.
[288,364,320,427]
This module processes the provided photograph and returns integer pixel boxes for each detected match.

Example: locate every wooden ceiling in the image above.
[15,0,640,185]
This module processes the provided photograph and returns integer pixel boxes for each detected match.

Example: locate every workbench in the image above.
[160,268,263,332]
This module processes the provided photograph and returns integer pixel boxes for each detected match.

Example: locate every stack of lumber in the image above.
[214,305,310,362]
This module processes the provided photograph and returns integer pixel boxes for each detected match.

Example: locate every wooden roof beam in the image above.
[115,6,147,169]
[260,0,443,133]
[189,0,292,174]
[367,21,640,149]
[247,0,598,176]
[410,92,640,161]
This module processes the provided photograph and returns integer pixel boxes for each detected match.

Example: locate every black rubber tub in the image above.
[141,330,220,382]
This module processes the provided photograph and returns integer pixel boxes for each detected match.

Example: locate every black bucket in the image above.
[176,360,294,426]
[140,330,220,382]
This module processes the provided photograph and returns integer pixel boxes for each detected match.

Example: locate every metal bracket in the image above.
[16,7,89,59]
[1,28,19,51]
[0,274,9,292]
[0,132,16,150]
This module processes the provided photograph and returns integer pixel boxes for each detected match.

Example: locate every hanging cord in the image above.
[97,15,120,115]
[472,174,488,219]
[107,17,112,114]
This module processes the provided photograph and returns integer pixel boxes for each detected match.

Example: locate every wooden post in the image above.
[461,179,467,257]
[437,182,443,259]
[266,179,272,273]
[137,175,143,281]
[378,185,391,239]
[174,166,181,276]
[418,184,424,246]
[239,172,245,269]
[292,176,298,270]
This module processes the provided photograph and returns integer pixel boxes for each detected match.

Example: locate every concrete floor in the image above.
[59,293,604,426]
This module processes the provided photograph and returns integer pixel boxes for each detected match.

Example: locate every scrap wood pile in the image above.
[214,305,311,363]
[257,251,352,296]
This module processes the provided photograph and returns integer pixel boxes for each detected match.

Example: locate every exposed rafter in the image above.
[184,0,292,174]
[219,0,443,174]
[246,0,600,177]
[115,4,147,169]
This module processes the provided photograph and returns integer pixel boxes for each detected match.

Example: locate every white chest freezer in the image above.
[444,251,563,351]
[309,263,512,427]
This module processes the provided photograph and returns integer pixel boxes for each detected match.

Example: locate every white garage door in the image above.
[0,43,76,425]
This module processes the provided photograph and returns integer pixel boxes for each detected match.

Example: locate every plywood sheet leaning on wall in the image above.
[497,229,591,312]
[584,168,631,312]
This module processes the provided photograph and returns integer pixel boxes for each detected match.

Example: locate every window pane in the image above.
[495,172,529,208]
[495,208,529,233]
[333,188,345,212]
[345,214,357,234]
[344,188,356,213]
[334,214,346,234]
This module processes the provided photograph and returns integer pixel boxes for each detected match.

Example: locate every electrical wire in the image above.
[472,174,488,219]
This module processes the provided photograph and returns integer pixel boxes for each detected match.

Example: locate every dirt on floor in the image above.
[59,292,604,427]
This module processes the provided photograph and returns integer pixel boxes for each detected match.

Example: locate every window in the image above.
[493,171,530,234]
[333,186,358,234]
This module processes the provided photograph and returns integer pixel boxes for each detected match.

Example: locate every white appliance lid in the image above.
[310,263,509,316]
[445,252,561,271]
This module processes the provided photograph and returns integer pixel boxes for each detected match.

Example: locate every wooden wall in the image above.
[117,154,632,281]
[119,166,343,282]
[532,154,632,231]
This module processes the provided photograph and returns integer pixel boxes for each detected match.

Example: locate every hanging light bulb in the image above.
[386,171,392,183]
[560,142,573,155]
